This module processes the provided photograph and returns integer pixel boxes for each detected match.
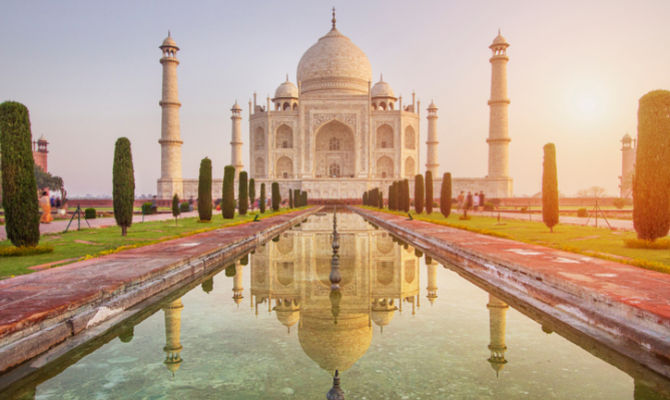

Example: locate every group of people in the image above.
[456,190,486,212]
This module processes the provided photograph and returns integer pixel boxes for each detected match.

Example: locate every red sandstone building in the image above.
[32,135,48,172]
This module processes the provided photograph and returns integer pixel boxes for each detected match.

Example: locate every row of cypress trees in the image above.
[388,179,410,212]
[362,187,383,208]
[292,188,308,207]
[367,172,452,218]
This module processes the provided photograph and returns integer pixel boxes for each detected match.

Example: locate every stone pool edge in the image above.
[351,206,670,379]
[0,206,322,375]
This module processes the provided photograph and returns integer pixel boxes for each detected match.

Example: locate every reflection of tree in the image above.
[201,277,213,294]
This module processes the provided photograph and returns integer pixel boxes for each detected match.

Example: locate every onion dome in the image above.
[371,298,397,330]
[427,100,438,111]
[296,13,372,95]
[490,29,509,49]
[38,135,47,142]
[371,74,395,99]
[298,310,372,373]
[621,133,633,143]
[274,75,299,99]
[231,100,242,112]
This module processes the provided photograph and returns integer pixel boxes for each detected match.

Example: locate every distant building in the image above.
[32,135,48,172]
[619,133,635,198]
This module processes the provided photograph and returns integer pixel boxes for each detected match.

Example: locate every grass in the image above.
[0,207,307,279]
[362,206,670,274]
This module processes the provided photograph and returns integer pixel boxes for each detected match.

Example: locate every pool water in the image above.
[3,212,669,399]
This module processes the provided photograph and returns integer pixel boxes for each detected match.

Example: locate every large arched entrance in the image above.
[315,120,355,178]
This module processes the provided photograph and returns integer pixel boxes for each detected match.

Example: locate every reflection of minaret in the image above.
[163,298,184,375]
[487,294,509,377]
[233,264,244,305]
[426,261,438,305]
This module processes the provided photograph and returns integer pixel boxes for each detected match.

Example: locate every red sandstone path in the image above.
[0,211,199,241]
[0,208,313,349]
[469,209,634,231]
[358,207,670,325]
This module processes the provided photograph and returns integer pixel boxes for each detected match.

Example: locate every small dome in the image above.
[491,30,509,47]
[160,32,178,49]
[231,100,242,111]
[622,133,632,142]
[274,76,299,99]
[427,100,438,110]
[38,135,47,142]
[371,75,395,99]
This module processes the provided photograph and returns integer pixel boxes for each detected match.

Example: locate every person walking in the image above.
[464,191,473,218]
[473,192,480,211]
[479,191,486,210]
[457,191,465,211]
[39,190,53,223]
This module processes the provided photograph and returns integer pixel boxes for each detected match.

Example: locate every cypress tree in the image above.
[0,102,40,247]
[440,172,452,218]
[402,179,410,212]
[238,171,248,215]
[248,178,256,211]
[414,174,424,214]
[542,143,559,232]
[294,189,301,207]
[425,170,434,215]
[634,90,670,240]
[172,193,180,225]
[112,137,135,236]
[390,182,397,210]
[379,190,384,209]
[197,157,212,221]
[363,191,368,206]
[289,188,294,208]
[302,191,307,206]
[260,183,266,213]
[271,182,280,211]
[222,165,235,219]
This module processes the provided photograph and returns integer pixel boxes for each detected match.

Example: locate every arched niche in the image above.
[276,156,293,179]
[404,156,415,177]
[276,124,293,149]
[376,124,394,149]
[315,120,355,178]
[376,156,393,179]
[255,127,265,150]
[255,157,265,177]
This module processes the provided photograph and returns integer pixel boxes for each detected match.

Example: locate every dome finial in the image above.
[331,7,336,30]
[380,73,383,82]
[286,73,289,82]
[498,28,501,35]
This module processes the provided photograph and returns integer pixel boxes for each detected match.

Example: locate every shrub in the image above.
[402,179,410,212]
[0,244,53,257]
[542,143,559,232]
[425,171,433,214]
[198,157,212,221]
[271,182,280,211]
[141,202,154,215]
[483,202,495,211]
[440,173,452,218]
[248,178,256,211]
[0,101,40,247]
[634,90,670,241]
[222,165,235,219]
[414,174,424,213]
[576,208,587,217]
[113,137,135,236]
[260,183,266,213]
[238,171,248,215]
[624,237,670,249]
[172,194,180,224]
[84,207,97,219]
[612,198,626,209]
[179,202,190,213]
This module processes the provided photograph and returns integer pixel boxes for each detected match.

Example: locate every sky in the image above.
[1,0,669,197]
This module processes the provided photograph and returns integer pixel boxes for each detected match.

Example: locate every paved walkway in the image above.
[355,207,670,377]
[470,209,634,230]
[0,211,199,240]
[0,207,316,373]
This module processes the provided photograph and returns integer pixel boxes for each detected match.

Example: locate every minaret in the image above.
[426,261,438,305]
[486,31,512,190]
[426,101,439,176]
[619,133,636,198]
[163,298,184,375]
[157,32,183,199]
[486,294,509,377]
[231,101,244,176]
[233,263,244,305]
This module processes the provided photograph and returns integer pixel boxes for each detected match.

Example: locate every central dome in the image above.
[297,27,372,95]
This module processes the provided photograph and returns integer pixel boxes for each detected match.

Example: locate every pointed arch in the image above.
[276,124,293,149]
[404,156,415,177]
[276,156,293,178]
[404,126,415,149]
[376,124,394,149]
[376,156,394,178]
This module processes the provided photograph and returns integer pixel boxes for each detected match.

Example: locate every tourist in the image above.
[474,192,480,211]
[479,191,486,209]
[151,195,158,214]
[457,191,465,210]
[39,190,53,224]
[465,191,473,217]
[188,196,194,211]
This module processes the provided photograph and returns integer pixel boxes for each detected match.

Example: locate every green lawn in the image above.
[0,207,306,279]
[365,207,670,274]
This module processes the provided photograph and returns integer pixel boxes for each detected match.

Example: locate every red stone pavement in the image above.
[357,208,670,327]
[0,208,314,342]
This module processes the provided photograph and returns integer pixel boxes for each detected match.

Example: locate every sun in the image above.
[577,96,598,115]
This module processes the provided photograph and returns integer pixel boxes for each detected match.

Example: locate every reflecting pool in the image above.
[3,211,669,399]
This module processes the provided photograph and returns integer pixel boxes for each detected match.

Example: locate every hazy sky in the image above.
[1,0,669,197]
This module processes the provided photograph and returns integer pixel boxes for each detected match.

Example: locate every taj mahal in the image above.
[156,10,513,200]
